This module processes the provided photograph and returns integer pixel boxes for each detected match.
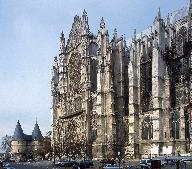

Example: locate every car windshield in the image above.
[141,159,150,163]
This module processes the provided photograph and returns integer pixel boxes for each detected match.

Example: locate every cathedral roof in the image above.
[32,122,43,140]
[13,120,24,140]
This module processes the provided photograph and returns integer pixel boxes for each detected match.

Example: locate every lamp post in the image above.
[105,133,108,159]
[118,151,121,169]
[53,142,55,166]
[171,110,180,156]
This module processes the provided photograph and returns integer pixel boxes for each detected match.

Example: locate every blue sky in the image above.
[0,0,189,143]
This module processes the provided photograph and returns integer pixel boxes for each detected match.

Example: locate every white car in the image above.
[103,164,123,169]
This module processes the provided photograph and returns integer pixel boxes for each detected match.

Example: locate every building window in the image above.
[184,109,190,139]
[18,141,19,144]
[171,110,180,139]
[142,116,153,140]
[18,149,20,153]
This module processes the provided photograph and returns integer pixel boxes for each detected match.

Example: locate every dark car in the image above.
[83,160,94,168]
[55,160,69,167]
[127,166,142,169]
[56,160,78,167]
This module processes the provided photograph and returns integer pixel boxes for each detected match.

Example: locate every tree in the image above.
[43,131,52,159]
[1,135,12,153]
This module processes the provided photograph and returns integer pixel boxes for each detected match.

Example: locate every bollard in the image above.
[176,160,180,169]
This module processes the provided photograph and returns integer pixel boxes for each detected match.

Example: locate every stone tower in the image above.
[11,120,44,161]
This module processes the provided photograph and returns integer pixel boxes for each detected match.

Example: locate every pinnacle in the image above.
[100,17,105,29]
[167,13,170,25]
[61,31,64,38]
[83,9,87,16]
[113,28,117,38]
[157,7,161,19]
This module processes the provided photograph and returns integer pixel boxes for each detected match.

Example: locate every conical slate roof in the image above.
[13,120,24,140]
[32,122,43,140]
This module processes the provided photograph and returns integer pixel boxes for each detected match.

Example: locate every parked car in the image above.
[151,157,167,166]
[81,160,94,168]
[55,160,68,167]
[9,158,15,163]
[139,159,151,169]
[3,163,15,169]
[103,164,123,169]
[27,159,36,163]
[127,166,142,169]
[56,160,78,167]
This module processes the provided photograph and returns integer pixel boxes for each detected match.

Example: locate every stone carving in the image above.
[52,4,192,160]
[67,16,82,50]
[68,53,82,94]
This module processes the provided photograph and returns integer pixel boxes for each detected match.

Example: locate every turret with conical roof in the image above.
[32,121,43,141]
[13,120,24,140]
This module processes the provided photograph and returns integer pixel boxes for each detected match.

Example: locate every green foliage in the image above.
[33,148,44,159]
[43,131,52,159]
[1,135,13,153]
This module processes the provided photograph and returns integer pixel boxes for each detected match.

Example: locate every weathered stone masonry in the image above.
[51,2,192,159]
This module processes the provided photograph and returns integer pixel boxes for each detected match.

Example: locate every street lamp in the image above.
[171,109,180,156]
[118,151,121,169]
[105,133,108,159]
[53,142,56,166]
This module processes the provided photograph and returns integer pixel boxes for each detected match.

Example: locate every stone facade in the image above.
[11,121,44,160]
[51,2,192,159]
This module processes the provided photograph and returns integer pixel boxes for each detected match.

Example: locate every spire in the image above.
[83,9,87,16]
[157,7,161,20]
[82,9,89,35]
[166,13,170,26]
[13,120,24,140]
[141,32,143,41]
[133,29,136,41]
[150,26,153,33]
[123,34,126,47]
[100,17,105,29]
[59,31,65,54]
[32,122,43,140]
[113,28,117,39]
[82,9,88,23]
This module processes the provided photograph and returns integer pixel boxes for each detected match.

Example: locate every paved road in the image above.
[10,160,192,169]
[12,161,54,169]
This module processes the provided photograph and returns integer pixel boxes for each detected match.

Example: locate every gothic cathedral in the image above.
[51,1,192,159]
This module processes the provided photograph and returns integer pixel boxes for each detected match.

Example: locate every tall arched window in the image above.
[184,108,190,139]
[142,116,153,140]
[171,110,180,139]
[140,43,152,113]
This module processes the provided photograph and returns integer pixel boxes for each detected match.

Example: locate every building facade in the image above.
[11,120,44,160]
[51,1,192,159]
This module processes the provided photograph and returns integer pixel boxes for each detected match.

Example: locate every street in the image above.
[9,160,192,169]
[12,161,54,169]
